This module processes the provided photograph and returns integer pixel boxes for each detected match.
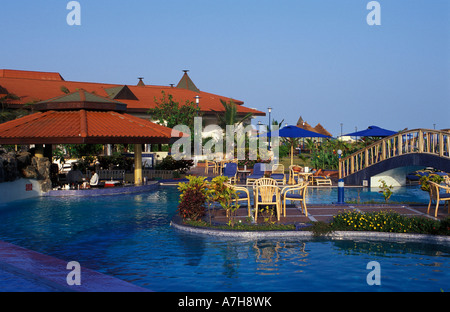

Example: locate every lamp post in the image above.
[194,95,201,117]
[336,149,345,205]
[268,107,272,150]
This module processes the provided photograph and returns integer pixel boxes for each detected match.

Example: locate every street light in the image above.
[195,95,200,116]
[336,149,345,204]
[268,107,272,150]
[268,107,272,131]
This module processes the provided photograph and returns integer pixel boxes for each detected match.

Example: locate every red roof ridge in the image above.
[80,110,88,138]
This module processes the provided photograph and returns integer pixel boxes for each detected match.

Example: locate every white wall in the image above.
[0,179,42,204]
[371,166,424,187]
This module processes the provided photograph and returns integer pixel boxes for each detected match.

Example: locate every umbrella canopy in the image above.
[261,125,332,168]
[262,125,332,139]
[343,126,396,138]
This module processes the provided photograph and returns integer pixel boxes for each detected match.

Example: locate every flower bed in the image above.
[324,210,450,236]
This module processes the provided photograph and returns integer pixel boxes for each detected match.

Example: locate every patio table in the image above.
[237,169,251,182]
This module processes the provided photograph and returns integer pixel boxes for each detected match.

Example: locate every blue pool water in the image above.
[0,186,448,292]
[306,185,430,204]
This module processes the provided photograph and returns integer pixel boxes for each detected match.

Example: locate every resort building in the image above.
[0,69,265,126]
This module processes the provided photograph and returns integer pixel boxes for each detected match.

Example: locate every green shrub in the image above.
[331,210,448,235]
[177,176,209,221]
[419,174,444,192]
[156,155,193,173]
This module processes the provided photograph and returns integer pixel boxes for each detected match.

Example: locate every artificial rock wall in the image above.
[0,150,52,193]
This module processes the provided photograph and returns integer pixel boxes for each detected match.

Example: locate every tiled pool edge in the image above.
[170,216,450,245]
[0,240,151,292]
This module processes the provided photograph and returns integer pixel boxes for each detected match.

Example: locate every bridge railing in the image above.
[339,129,450,179]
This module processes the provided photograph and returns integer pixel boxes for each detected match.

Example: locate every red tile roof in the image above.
[0,109,184,145]
[0,69,265,116]
[0,69,64,81]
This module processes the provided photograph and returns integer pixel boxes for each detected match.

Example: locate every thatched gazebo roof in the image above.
[314,123,333,137]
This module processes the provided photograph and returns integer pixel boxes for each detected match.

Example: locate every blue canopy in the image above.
[343,126,396,138]
[260,125,332,167]
[261,125,332,138]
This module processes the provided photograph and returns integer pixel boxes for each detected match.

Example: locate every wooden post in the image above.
[397,134,403,156]
[338,159,342,179]
[447,135,450,158]
[134,144,143,185]
[439,133,444,157]
[364,149,368,168]
[418,130,424,153]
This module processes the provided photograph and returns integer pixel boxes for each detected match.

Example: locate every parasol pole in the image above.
[288,139,294,184]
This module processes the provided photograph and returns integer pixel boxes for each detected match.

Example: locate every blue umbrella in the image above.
[261,125,332,166]
[262,125,332,139]
[343,125,396,138]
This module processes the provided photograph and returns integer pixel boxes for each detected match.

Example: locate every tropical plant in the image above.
[207,176,240,227]
[378,179,393,203]
[177,176,210,221]
[148,91,201,134]
[419,174,444,192]
[216,99,253,129]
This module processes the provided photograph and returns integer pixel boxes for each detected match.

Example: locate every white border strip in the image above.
[171,219,450,245]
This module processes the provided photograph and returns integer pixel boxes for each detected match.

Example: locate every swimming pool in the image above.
[306,185,430,204]
[0,186,448,292]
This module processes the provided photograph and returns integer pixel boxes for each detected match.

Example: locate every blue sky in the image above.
[1,0,449,136]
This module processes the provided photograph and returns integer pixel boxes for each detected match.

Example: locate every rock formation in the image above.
[0,149,52,192]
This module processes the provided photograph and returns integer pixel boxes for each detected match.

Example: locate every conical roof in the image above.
[297,121,317,133]
[314,123,332,137]
[176,70,200,93]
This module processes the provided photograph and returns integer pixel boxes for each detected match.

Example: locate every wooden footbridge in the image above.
[339,129,450,186]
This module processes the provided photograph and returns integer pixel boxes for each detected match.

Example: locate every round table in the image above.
[237,169,251,182]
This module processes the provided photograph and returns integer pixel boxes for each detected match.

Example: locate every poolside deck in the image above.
[207,202,448,226]
[186,166,448,222]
